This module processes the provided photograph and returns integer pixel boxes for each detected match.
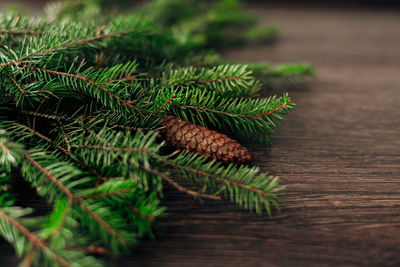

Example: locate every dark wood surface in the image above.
[2,4,400,267]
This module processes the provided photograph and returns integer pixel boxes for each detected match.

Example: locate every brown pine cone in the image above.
[161,115,252,165]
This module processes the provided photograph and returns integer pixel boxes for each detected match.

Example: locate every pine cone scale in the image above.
[161,116,252,165]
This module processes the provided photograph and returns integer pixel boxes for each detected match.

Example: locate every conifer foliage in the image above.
[0,0,313,266]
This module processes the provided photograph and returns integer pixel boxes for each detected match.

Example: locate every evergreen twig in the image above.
[0,0,314,265]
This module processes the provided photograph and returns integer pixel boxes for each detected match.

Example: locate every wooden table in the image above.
[1,4,400,266]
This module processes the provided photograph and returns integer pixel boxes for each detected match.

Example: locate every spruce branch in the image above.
[0,0,314,265]
[16,62,146,114]
[163,64,261,97]
[0,207,71,267]
[22,151,138,252]
[78,189,132,200]
[23,153,75,200]
[0,206,104,267]
[157,152,283,215]
[71,145,148,153]
[49,198,73,240]
[248,62,315,88]
[0,171,17,207]
[0,29,131,69]
[172,90,295,143]
[0,129,24,171]
[139,163,221,200]
[5,71,27,96]
[70,125,220,200]
[0,30,44,35]
[4,120,111,182]
[2,119,162,237]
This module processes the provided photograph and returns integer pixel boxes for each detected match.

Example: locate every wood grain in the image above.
[1,5,400,267]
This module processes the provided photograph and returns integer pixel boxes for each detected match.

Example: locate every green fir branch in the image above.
[162,64,261,97]
[0,0,314,265]
[158,151,283,215]
[172,90,295,143]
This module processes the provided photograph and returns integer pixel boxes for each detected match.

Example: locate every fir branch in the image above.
[19,110,74,123]
[76,201,128,246]
[173,97,291,118]
[72,126,165,191]
[0,30,131,69]
[0,128,24,171]
[24,153,74,200]
[110,124,139,132]
[0,30,44,35]
[79,189,132,200]
[163,64,261,97]
[101,73,163,84]
[0,208,71,267]
[7,122,67,154]
[19,110,141,134]
[7,121,110,182]
[0,0,312,264]
[17,63,145,114]
[6,71,26,96]
[23,152,133,248]
[70,130,220,200]
[166,159,270,198]
[241,99,292,118]
[0,172,16,207]
[139,164,221,200]
[77,179,160,223]
[71,145,148,153]
[158,152,283,215]
[156,93,177,112]
[172,90,295,143]
[125,202,156,222]
[101,76,138,84]
[51,198,72,239]
[248,62,314,88]
[71,124,220,200]
[58,121,71,154]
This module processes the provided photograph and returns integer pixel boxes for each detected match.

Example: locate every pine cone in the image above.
[161,115,252,165]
